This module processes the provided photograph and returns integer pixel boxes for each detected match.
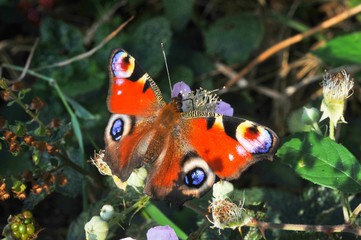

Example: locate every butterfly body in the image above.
[104,49,279,203]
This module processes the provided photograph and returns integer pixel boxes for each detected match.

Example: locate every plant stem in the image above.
[0,78,46,129]
[329,118,335,140]
[328,119,351,223]
[248,219,361,236]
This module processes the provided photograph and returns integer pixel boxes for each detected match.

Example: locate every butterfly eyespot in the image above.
[105,114,134,143]
[111,50,135,79]
[182,154,215,192]
[111,119,124,141]
[184,168,206,187]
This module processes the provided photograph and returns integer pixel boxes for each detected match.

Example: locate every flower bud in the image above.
[100,205,114,221]
[84,216,109,240]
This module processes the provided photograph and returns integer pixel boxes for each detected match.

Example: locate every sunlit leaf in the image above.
[277,132,361,193]
[312,31,361,66]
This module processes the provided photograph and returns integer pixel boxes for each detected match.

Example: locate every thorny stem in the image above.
[0,78,46,129]
[247,218,361,236]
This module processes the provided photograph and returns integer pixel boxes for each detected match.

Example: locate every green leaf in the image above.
[129,17,172,77]
[66,96,96,120]
[312,31,361,66]
[162,0,194,31]
[277,132,361,193]
[204,13,264,64]
[39,17,85,56]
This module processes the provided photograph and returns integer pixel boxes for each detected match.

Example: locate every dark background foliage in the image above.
[1,0,361,239]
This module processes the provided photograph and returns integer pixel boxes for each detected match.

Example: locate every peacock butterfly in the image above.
[104,49,279,204]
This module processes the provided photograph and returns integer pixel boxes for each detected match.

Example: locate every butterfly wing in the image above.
[107,49,165,115]
[142,113,278,204]
[186,114,279,179]
[105,49,165,179]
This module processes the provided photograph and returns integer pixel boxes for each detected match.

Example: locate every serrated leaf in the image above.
[204,13,264,64]
[277,132,361,193]
[162,0,194,31]
[312,31,361,66]
[128,17,172,77]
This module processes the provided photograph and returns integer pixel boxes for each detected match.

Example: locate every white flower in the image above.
[207,197,252,232]
[84,216,109,240]
[320,69,354,126]
[212,181,234,199]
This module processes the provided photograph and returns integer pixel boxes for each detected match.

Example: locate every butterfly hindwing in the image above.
[107,49,165,116]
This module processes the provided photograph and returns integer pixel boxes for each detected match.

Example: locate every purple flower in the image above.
[146,225,178,240]
[171,81,234,116]
[171,82,191,98]
[216,101,234,116]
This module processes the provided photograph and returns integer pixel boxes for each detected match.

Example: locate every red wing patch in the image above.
[186,115,278,180]
[107,49,164,116]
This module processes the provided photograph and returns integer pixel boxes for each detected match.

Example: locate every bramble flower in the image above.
[207,181,251,233]
[171,81,234,116]
[320,69,354,127]
[207,197,252,233]
[146,225,178,240]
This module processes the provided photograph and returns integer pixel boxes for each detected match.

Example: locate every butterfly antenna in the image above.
[161,43,173,93]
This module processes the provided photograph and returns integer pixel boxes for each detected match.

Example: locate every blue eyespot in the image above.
[111,119,124,141]
[184,168,206,188]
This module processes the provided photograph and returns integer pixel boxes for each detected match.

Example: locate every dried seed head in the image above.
[207,198,251,232]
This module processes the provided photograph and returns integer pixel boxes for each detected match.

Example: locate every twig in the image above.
[225,4,361,87]
[84,0,128,45]
[248,219,361,236]
[33,16,134,71]
[16,38,39,82]
[351,204,361,219]
[216,62,283,100]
